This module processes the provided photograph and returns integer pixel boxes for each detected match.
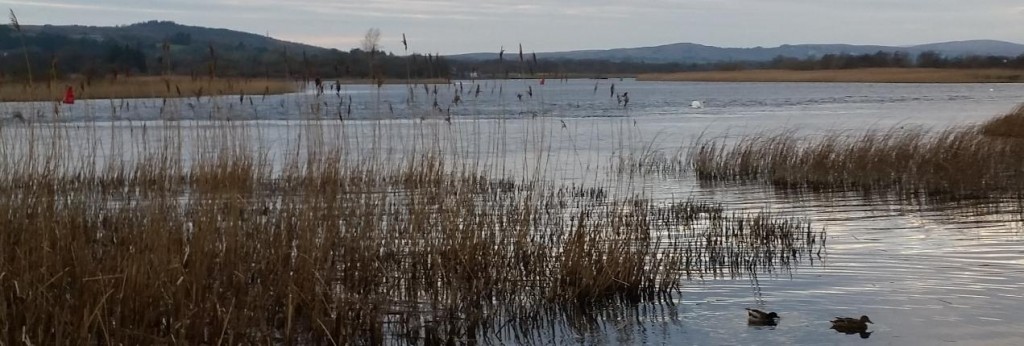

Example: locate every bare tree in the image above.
[361,28,383,114]
[361,28,382,80]
[361,28,381,56]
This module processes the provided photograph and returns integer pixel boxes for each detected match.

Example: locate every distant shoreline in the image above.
[0,77,459,102]
[636,68,1024,83]
[0,76,299,102]
[333,78,451,85]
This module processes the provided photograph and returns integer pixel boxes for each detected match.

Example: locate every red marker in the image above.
[62,86,75,104]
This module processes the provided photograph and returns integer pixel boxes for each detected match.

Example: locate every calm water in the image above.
[4,79,1024,345]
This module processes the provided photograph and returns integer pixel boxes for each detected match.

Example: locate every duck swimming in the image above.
[745,308,780,326]
[830,315,872,333]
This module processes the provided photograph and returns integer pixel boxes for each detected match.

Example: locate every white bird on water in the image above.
[691,100,704,109]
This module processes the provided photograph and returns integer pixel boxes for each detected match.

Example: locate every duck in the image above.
[745,308,779,326]
[830,315,872,332]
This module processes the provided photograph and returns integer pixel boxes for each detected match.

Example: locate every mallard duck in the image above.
[830,315,872,332]
[746,308,779,325]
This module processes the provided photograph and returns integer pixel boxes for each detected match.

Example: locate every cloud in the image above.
[275,34,364,48]
[2,0,1022,54]
[0,0,185,14]
[202,0,730,20]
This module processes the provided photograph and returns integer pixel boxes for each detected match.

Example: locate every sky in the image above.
[2,0,1023,55]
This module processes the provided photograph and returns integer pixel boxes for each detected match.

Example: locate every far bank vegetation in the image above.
[638,68,1024,83]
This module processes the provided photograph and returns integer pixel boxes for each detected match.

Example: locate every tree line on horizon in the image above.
[756,50,1024,71]
[449,50,1024,79]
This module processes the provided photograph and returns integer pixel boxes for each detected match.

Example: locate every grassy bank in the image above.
[638,68,1024,83]
[0,76,299,102]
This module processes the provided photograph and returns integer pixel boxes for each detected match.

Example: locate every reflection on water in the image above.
[833,329,874,339]
[3,80,1024,344]
[668,185,1024,345]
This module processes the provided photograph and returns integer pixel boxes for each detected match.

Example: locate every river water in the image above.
[3,79,1024,345]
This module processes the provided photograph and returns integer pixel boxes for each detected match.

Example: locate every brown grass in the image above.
[0,114,822,344]
[980,104,1024,139]
[0,76,299,102]
[692,105,1024,200]
[638,68,1024,83]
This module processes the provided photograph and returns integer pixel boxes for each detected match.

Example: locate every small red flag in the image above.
[62,86,75,104]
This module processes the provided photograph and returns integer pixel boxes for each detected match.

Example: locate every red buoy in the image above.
[62,86,75,104]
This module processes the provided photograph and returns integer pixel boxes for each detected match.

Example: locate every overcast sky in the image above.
[3,0,1023,54]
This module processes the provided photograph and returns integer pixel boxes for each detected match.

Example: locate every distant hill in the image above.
[907,40,1024,57]
[4,21,1022,81]
[449,40,1024,64]
[0,21,448,80]
[20,21,331,56]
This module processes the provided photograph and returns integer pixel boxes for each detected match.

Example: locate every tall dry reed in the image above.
[0,112,820,344]
[693,105,1024,201]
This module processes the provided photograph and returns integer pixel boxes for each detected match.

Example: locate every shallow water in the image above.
[4,79,1024,344]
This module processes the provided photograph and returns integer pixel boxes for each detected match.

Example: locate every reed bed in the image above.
[0,76,298,102]
[0,116,821,344]
[692,106,1024,201]
[611,147,688,177]
[980,104,1024,139]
